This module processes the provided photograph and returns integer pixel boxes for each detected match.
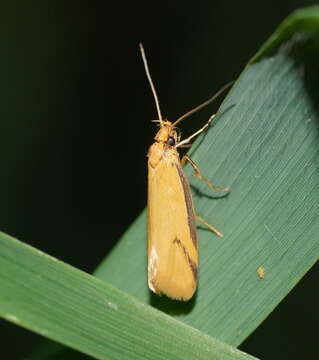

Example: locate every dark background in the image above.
[0,1,317,359]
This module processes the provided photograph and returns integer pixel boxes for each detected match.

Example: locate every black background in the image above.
[0,1,317,359]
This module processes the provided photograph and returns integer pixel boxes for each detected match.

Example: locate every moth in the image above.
[140,44,231,301]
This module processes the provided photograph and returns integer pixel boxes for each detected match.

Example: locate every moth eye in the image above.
[167,136,175,146]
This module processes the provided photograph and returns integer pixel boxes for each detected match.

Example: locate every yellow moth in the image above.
[140,44,231,301]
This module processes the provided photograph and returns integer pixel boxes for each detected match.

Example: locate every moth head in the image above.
[154,121,177,146]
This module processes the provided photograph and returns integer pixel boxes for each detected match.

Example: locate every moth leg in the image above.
[195,215,223,237]
[182,155,230,192]
[176,114,215,148]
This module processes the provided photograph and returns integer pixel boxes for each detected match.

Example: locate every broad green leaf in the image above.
[95,6,319,346]
[0,232,257,360]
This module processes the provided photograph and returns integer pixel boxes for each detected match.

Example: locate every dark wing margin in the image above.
[175,164,197,249]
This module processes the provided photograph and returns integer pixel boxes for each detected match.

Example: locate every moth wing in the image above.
[148,151,198,301]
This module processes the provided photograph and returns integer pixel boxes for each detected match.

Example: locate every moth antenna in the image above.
[139,43,163,124]
[172,81,234,127]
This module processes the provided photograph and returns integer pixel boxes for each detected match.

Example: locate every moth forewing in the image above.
[147,122,198,301]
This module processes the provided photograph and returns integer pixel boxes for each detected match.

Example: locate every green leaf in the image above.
[0,232,257,360]
[95,6,319,346]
